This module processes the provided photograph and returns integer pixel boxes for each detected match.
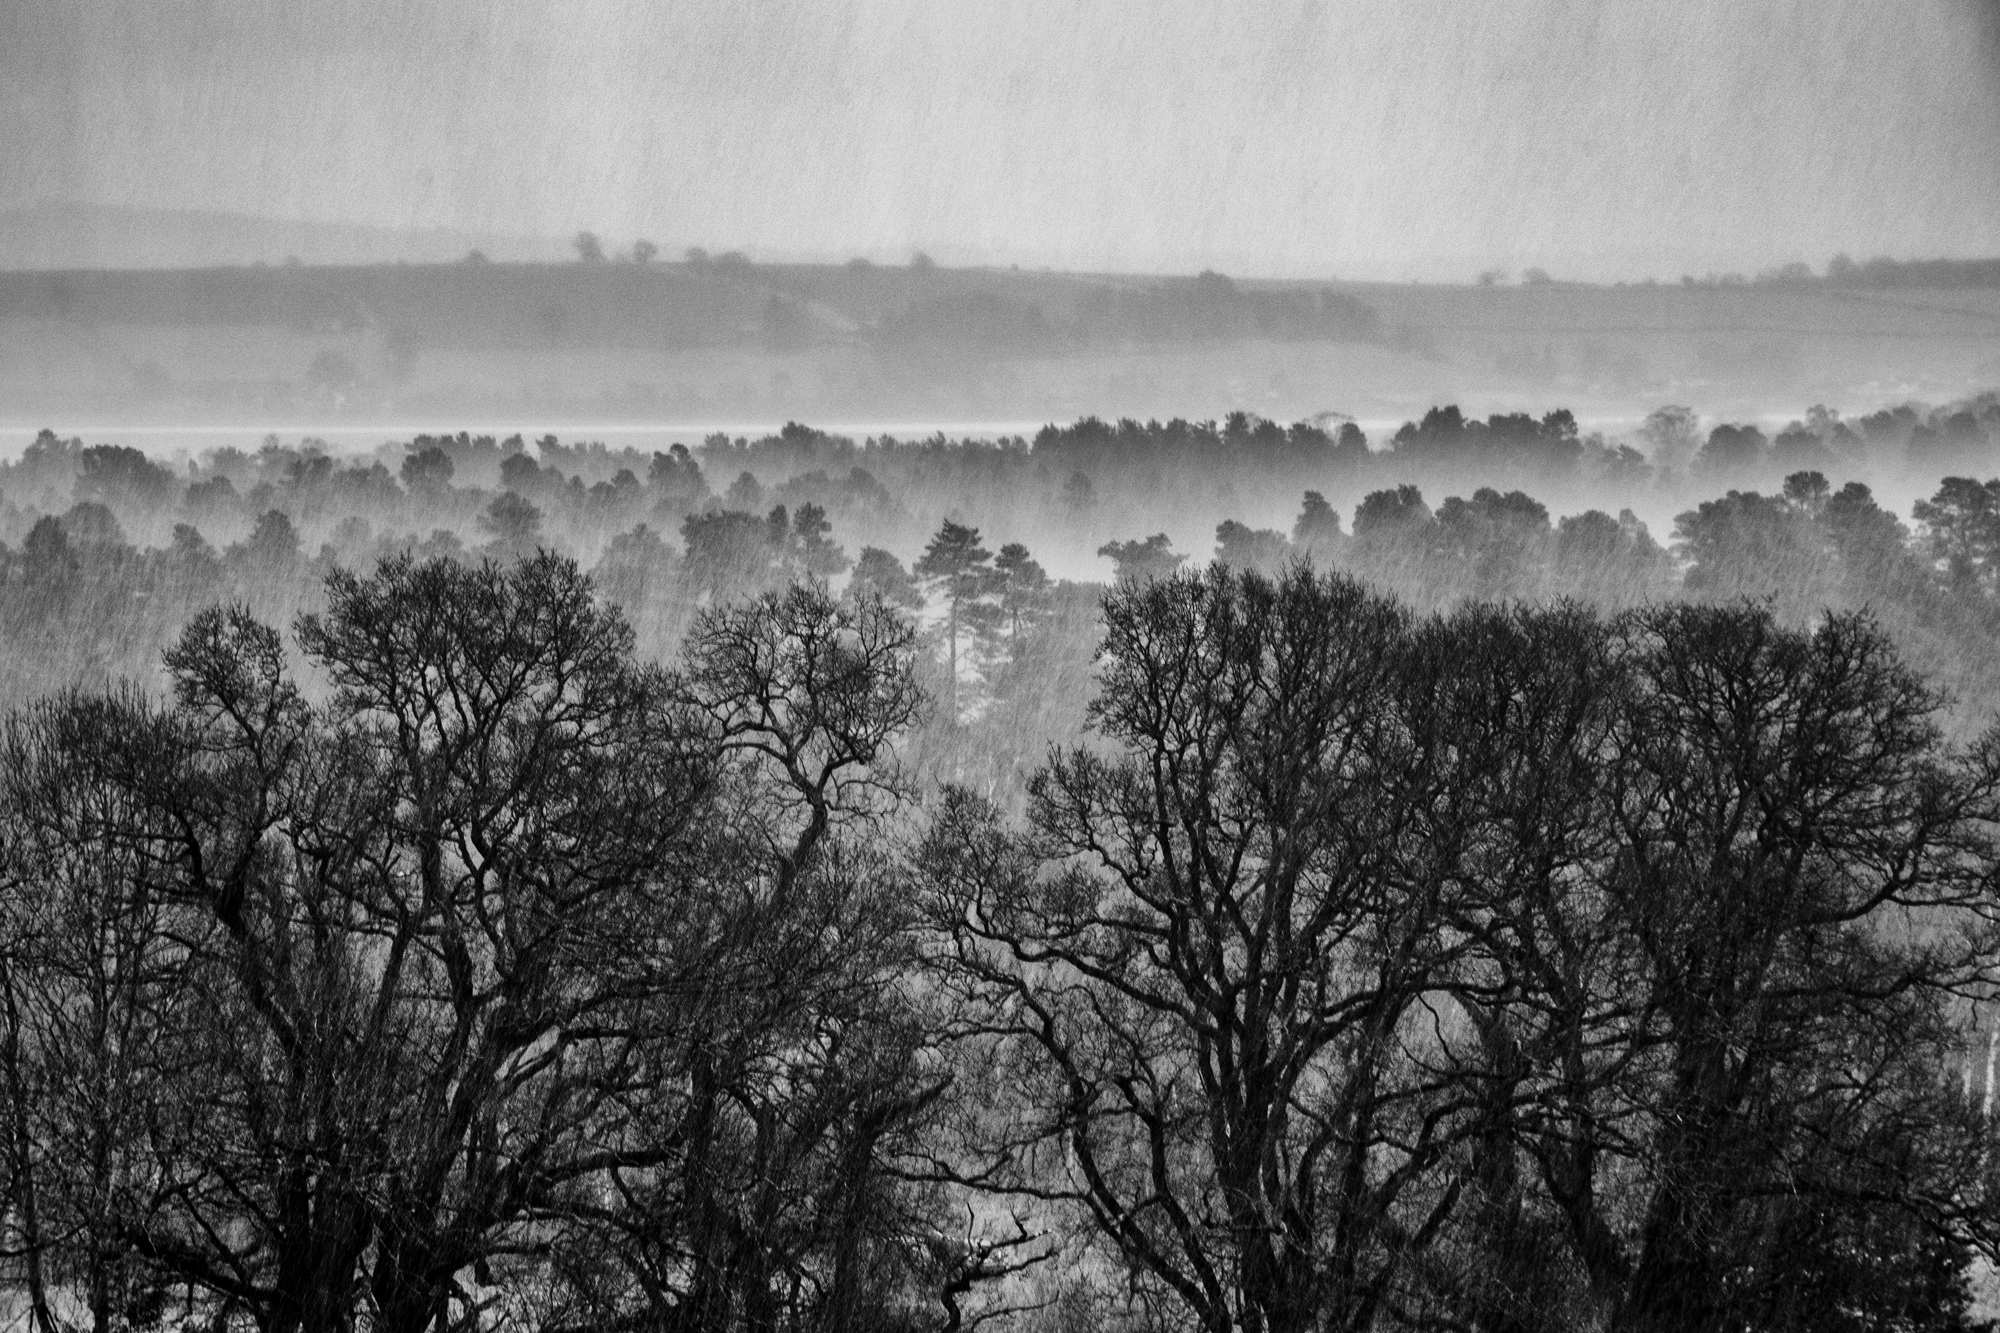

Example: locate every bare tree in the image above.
[0,690,191,1333]
[539,583,986,1331]
[921,566,1491,1333]
[1589,605,2000,1332]
[0,556,715,1332]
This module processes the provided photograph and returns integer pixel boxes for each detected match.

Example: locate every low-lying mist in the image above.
[7,389,2000,758]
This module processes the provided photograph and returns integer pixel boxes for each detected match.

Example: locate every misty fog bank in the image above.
[6,391,2000,740]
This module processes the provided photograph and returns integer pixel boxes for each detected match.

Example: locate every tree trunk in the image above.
[1616,1045,1734,1333]
[370,1229,454,1333]
[1466,1016,1535,1333]
[671,1048,734,1333]
[1617,1194,1723,1333]
[946,597,959,724]
[736,1238,781,1333]
[0,968,55,1333]
[820,1125,881,1333]
[270,1186,371,1333]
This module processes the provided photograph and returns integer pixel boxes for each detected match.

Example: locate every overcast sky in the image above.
[7,0,2000,280]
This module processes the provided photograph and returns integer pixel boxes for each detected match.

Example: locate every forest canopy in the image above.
[5,400,2000,1328]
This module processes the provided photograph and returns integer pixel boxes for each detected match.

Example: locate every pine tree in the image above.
[914,520,1001,721]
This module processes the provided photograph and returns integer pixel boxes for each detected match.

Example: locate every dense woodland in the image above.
[6,400,2000,1329]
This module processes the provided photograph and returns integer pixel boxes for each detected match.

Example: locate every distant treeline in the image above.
[0,262,1382,356]
[6,393,2000,716]
[1826,253,2000,288]
[1662,254,2000,289]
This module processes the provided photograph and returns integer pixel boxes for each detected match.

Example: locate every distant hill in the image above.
[0,202,566,271]
[0,255,1996,426]
[0,259,1384,354]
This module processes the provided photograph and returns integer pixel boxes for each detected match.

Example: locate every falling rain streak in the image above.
[3,3,2000,1329]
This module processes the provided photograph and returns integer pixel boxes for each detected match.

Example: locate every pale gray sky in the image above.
[7,0,2000,280]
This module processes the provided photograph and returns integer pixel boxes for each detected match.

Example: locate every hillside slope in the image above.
[1,258,1996,426]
